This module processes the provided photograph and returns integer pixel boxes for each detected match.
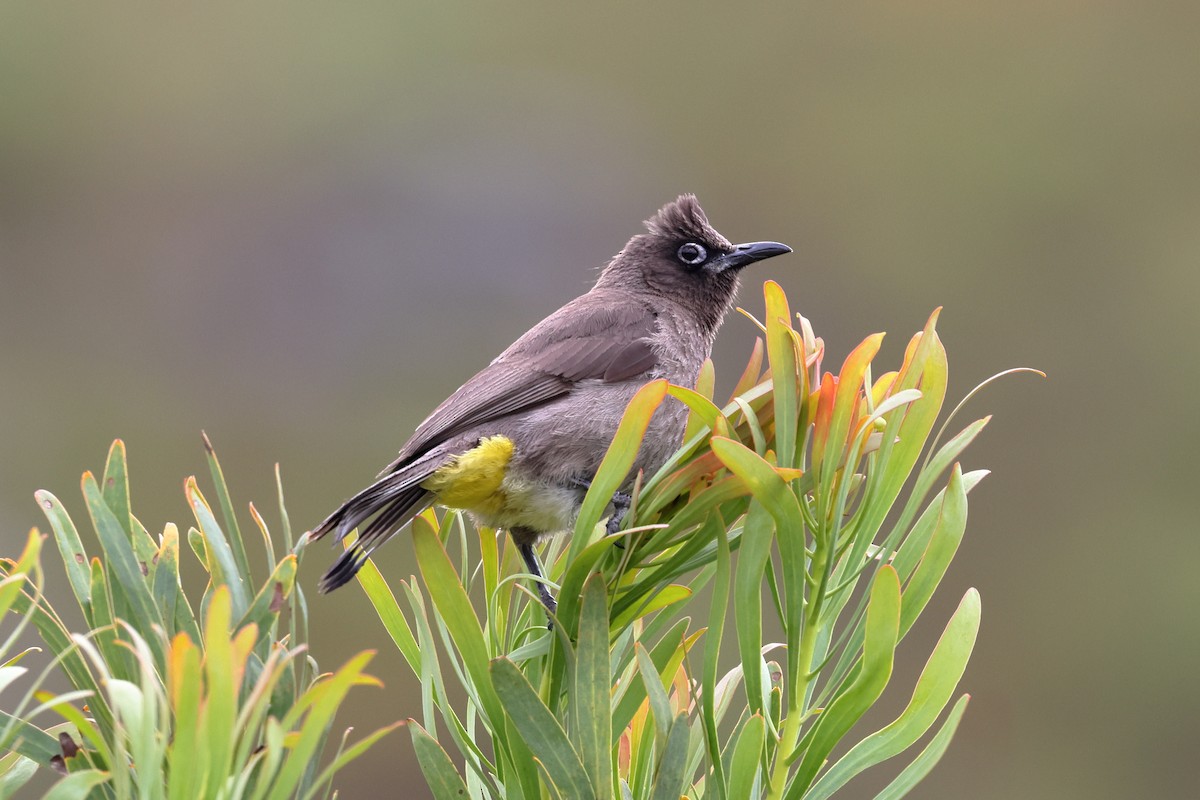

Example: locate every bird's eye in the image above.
[676,242,707,265]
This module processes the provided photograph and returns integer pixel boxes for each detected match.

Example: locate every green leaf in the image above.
[890,469,986,586]
[87,557,133,682]
[150,523,185,641]
[710,437,806,707]
[727,714,766,800]
[575,574,613,798]
[670,383,727,440]
[805,589,981,800]
[609,584,690,631]
[409,721,469,800]
[0,711,60,765]
[412,516,504,730]
[763,280,799,467]
[570,380,668,560]
[42,770,110,800]
[200,432,253,583]
[816,471,986,713]
[81,471,166,672]
[235,554,297,650]
[100,439,134,538]
[0,751,39,798]
[166,633,202,800]
[635,644,673,743]
[0,536,39,619]
[732,501,773,716]
[490,658,596,800]
[898,466,968,639]
[34,695,111,774]
[271,651,381,800]
[0,578,112,738]
[611,619,688,740]
[909,418,990,522]
[185,477,251,619]
[201,588,240,791]
[849,313,947,566]
[733,396,768,455]
[100,442,158,580]
[34,491,92,620]
[873,695,970,800]
[701,513,732,800]
[351,545,421,676]
[683,359,718,440]
[728,336,765,403]
[649,713,690,800]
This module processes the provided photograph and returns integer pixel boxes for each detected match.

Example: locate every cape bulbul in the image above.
[310,195,790,613]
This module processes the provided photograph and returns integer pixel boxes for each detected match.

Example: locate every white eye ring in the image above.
[677,242,707,265]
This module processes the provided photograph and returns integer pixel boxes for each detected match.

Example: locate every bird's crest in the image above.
[643,194,732,251]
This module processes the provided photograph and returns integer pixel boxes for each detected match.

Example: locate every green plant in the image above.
[348,280,1026,799]
[0,439,400,798]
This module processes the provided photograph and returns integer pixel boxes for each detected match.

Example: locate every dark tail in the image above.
[309,452,444,593]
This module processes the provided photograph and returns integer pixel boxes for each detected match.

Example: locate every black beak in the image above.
[713,241,793,272]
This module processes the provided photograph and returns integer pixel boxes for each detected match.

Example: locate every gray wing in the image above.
[384,293,659,472]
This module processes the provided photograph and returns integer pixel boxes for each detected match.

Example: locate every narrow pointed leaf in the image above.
[763,281,798,467]
[81,472,165,670]
[34,491,91,618]
[649,713,690,800]
[491,658,596,800]
[636,644,673,742]
[412,516,503,728]
[670,383,727,439]
[572,380,668,554]
[729,337,766,402]
[898,466,968,639]
[185,477,251,618]
[727,714,766,800]
[710,437,806,703]
[611,619,689,742]
[576,574,614,798]
[151,523,182,639]
[42,770,110,800]
[351,546,421,676]
[732,501,773,716]
[200,432,253,581]
[410,722,470,800]
[235,554,297,649]
[0,712,59,764]
[100,439,133,538]
[806,589,980,800]
[873,695,970,800]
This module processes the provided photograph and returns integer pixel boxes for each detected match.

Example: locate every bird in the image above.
[308,194,791,616]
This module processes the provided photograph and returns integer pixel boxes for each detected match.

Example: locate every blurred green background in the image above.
[2,1,1197,797]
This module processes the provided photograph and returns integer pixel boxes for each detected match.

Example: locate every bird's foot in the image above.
[606,490,632,538]
[569,477,633,544]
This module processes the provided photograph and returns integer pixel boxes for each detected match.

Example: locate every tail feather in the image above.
[310,450,447,593]
[315,484,435,593]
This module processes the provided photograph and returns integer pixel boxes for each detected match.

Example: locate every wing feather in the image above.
[387,293,659,471]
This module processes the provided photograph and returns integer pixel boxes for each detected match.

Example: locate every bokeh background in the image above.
[3,2,1197,797]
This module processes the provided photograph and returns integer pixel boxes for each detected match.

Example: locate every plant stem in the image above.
[766,545,827,800]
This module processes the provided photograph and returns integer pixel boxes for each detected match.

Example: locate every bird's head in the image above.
[597,194,791,334]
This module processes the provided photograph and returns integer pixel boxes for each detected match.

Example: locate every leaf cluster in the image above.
[0,439,399,799]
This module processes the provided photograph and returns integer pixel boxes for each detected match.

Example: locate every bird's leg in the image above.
[513,532,557,626]
[606,490,633,536]
[569,477,633,543]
